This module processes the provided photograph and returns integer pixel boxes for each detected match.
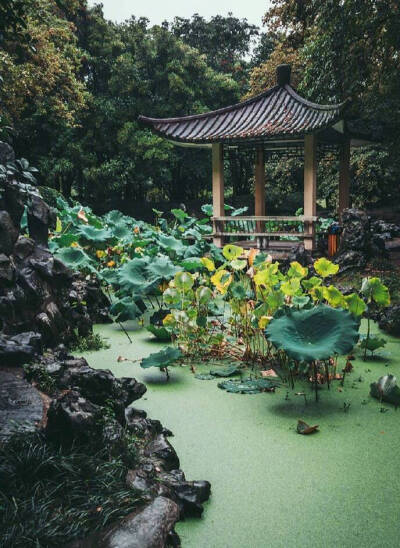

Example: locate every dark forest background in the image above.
[1,0,399,218]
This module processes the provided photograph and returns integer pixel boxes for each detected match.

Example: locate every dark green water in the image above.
[81,321,400,548]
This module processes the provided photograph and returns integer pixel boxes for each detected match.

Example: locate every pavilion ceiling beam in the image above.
[212,143,224,247]
[304,134,317,251]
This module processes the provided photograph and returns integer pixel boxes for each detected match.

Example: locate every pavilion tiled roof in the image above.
[139,65,349,146]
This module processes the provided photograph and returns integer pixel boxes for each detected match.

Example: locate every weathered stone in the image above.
[27,194,56,247]
[288,243,313,267]
[46,390,101,442]
[0,370,43,439]
[377,304,400,337]
[0,253,15,283]
[0,141,15,164]
[0,332,41,366]
[0,210,19,254]
[159,470,211,517]
[97,496,179,548]
[144,435,180,471]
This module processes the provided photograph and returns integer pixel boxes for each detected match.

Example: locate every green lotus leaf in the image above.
[104,209,126,224]
[110,221,132,240]
[265,290,285,313]
[174,271,194,291]
[361,277,390,306]
[146,255,180,282]
[209,365,240,377]
[345,293,367,317]
[230,282,247,300]
[265,305,360,362]
[287,261,308,279]
[292,295,310,309]
[140,346,182,369]
[222,244,243,261]
[163,287,180,306]
[323,285,347,308]
[370,375,400,406]
[314,257,339,278]
[359,335,386,353]
[49,233,79,251]
[180,257,204,271]
[280,278,301,296]
[158,234,185,254]
[171,208,189,222]
[218,377,280,394]
[98,268,120,286]
[201,204,213,216]
[77,225,111,243]
[302,276,322,290]
[109,297,145,322]
[196,286,213,304]
[55,247,94,271]
[146,325,171,341]
[118,257,149,293]
[230,259,247,271]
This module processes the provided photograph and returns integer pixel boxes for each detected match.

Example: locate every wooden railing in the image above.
[212,215,318,250]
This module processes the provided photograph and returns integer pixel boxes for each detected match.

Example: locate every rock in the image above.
[377,304,400,336]
[0,331,41,366]
[288,243,313,267]
[27,194,56,247]
[159,470,211,517]
[0,141,15,164]
[0,211,19,254]
[46,390,101,443]
[0,253,15,283]
[144,435,180,471]
[97,496,180,548]
[0,370,43,439]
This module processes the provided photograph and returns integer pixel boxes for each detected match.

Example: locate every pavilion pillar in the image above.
[212,143,224,247]
[303,134,317,251]
[254,147,265,233]
[338,139,351,220]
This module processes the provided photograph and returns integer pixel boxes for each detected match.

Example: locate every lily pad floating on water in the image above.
[218,377,280,395]
[209,365,240,377]
[370,375,400,407]
[297,420,319,435]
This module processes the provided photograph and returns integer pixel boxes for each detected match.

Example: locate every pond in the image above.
[81,321,400,548]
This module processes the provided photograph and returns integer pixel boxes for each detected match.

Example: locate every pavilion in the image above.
[139,65,373,252]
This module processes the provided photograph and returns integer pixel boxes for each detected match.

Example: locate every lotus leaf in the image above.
[302,276,322,290]
[146,325,171,341]
[118,258,149,293]
[218,377,280,394]
[195,374,214,380]
[292,295,310,309]
[146,255,180,282]
[359,335,386,354]
[158,234,185,254]
[281,278,301,296]
[110,222,132,240]
[196,286,213,304]
[181,257,204,271]
[345,293,367,317]
[163,287,180,306]
[209,365,240,377]
[55,247,94,271]
[171,208,188,222]
[323,285,347,308]
[230,282,247,300]
[265,305,360,362]
[297,420,319,435]
[201,204,213,216]
[201,257,215,271]
[287,261,308,279]
[110,297,145,322]
[140,347,182,370]
[174,271,194,291]
[361,277,390,306]
[230,259,247,271]
[211,269,232,294]
[77,225,111,243]
[314,257,339,278]
[222,244,243,261]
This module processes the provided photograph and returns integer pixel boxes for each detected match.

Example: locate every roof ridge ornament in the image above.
[276,64,291,87]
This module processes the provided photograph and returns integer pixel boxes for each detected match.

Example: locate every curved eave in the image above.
[139,84,350,146]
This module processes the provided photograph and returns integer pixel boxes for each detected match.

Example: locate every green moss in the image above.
[70,332,110,352]
[81,321,400,548]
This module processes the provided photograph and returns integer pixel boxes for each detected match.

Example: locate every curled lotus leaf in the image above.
[55,247,94,271]
[345,293,367,317]
[201,257,215,272]
[297,420,319,435]
[77,225,111,243]
[146,325,171,341]
[361,277,390,306]
[287,261,308,279]
[140,347,182,370]
[265,305,360,362]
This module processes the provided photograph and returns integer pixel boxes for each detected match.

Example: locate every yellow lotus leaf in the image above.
[96,250,106,259]
[258,315,272,329]
[201,257,215,271]
[211,269,232,294]
[247,248,259,267]
[162,313,175,326]
[70,242,79,248]
[107,260,116,268]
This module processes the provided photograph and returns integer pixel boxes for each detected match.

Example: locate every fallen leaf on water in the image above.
[261,369,278,378]
[117,356,129,362]
[297,420,319,435]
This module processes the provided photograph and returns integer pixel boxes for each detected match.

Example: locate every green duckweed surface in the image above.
[80,321,400,548]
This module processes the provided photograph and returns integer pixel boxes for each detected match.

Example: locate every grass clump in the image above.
[0,431,143,547]
[70,332,110,352]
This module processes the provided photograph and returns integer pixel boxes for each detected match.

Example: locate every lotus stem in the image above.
[313,361,318,402]
[325,361,330,390]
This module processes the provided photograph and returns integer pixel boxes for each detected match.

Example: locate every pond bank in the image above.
[81,321,400,548]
